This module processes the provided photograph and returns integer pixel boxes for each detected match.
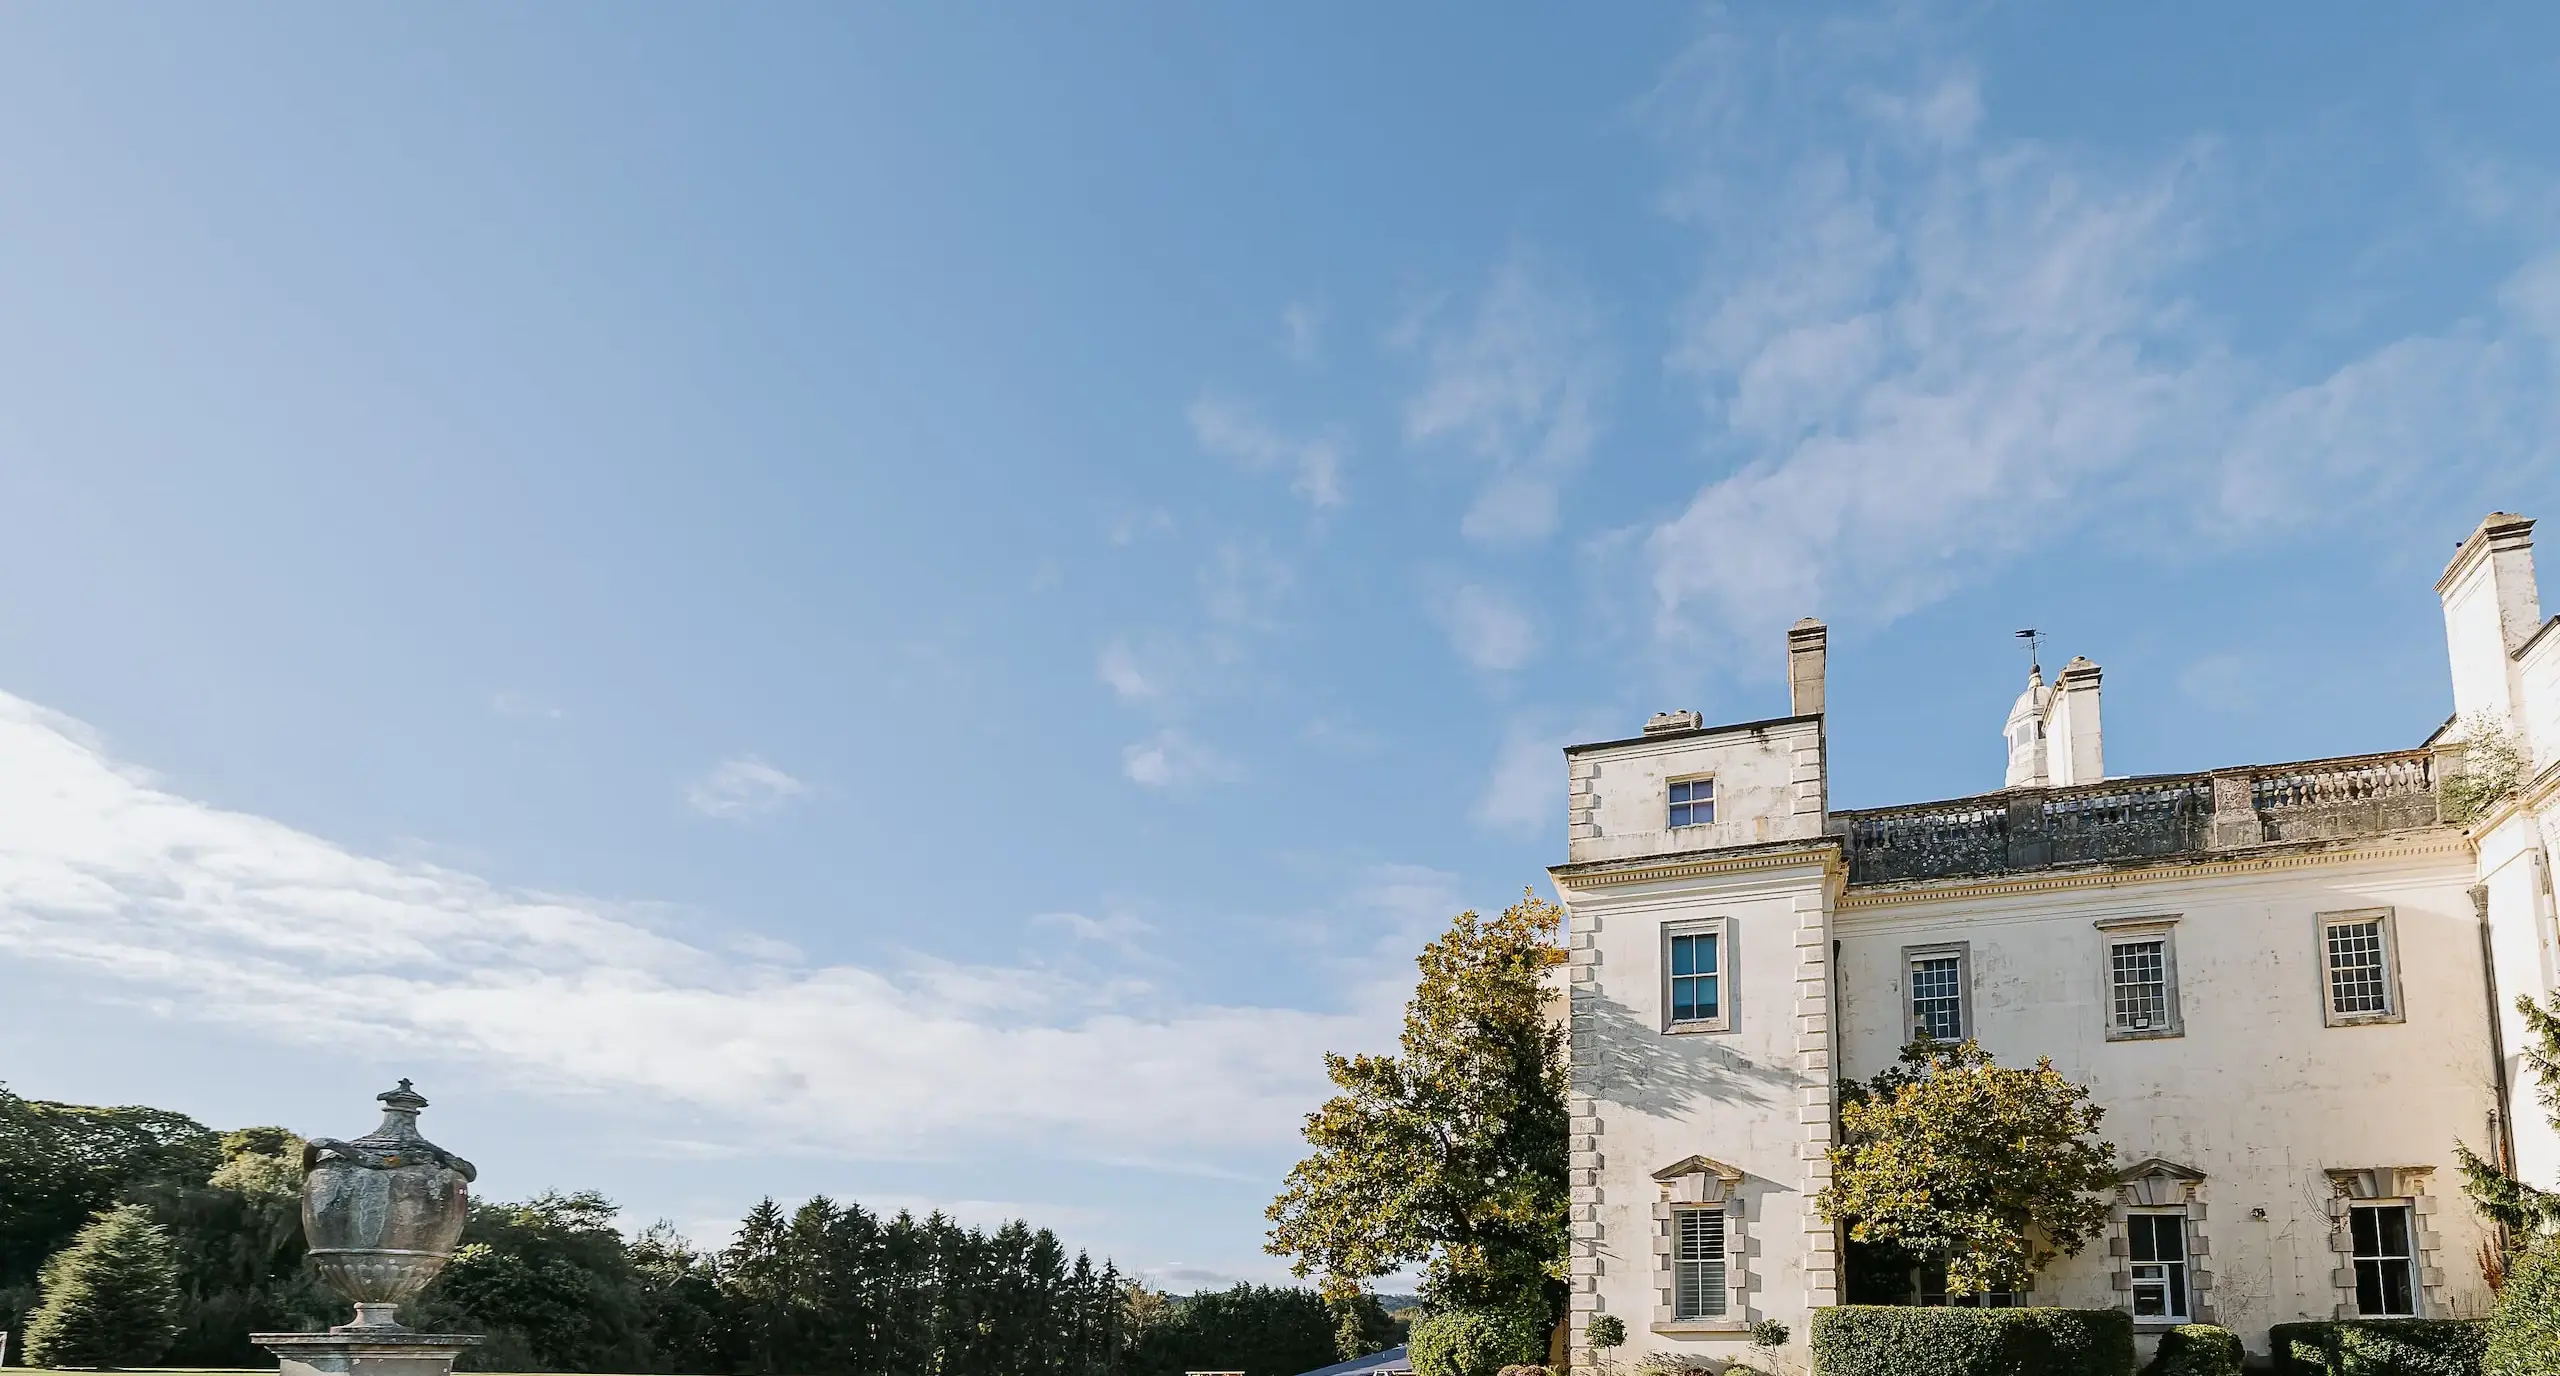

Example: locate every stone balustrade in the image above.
[1834,749,2443,886]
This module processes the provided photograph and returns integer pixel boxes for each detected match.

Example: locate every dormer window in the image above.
[1668,777,1715,828]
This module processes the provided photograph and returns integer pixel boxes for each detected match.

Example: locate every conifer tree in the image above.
[22,1203,184,1369]
[2460,993,2560,1236]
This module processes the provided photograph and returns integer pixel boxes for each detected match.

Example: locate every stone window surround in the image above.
[2317,907,2407,1027]
[2107,1159,2213,1328]
[2324,1167,2446,1320]
[1902,939,1972,1042]
[1667,772,1717,830]
[1661,916,1735,1035]
[2094,915,2184,1041]
[1649,1155,1751,1336]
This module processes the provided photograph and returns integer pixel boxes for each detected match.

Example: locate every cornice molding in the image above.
[1551,842,1841,892]
[1836,834,2472,912]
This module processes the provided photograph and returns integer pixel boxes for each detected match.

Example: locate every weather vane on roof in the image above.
[2015,627,2042,678]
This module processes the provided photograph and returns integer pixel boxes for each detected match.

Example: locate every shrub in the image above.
[2268,1319,2488,1376]
[2486,1234,2560,1376]
[21,1203,185,1369]
[1407,1304,1550,1376]
[1495,1367,1552,1376]
[1585,1313,1627,1349]
[1811,1305,2135,1376]
[2146,1324,2244,1376]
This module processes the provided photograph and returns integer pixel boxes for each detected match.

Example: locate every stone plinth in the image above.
[257,1329,481,1376]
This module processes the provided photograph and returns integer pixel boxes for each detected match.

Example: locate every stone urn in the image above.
[300,1080,477,1331]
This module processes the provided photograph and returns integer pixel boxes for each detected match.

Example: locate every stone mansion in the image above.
[1552,512,2560,1367]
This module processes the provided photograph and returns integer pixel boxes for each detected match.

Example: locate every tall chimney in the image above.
[1788,618,1828,717]
[2438,513,2541,735]
[2048,656,2104,786]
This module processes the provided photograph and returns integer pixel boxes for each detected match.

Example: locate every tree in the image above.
[2485,1230,2560,1376]
[22,1203,185,1368]
[1265,891,1569,1333]
[1127,1283,1341,1376]
[1818,1038,2117,1296]
[2460,993,2560,1235]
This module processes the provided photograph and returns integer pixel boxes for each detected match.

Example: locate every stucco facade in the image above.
[1554,512,2560,1369]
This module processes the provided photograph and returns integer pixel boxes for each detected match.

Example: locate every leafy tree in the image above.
[1266,892,1569,1333]
[2485,1230,2560,1376]
[22,1203,185,1368]
[2460,993,2560,1235]
[0,1084,220,1337]
[1127,1283,1341,1376]
[417,1191,658,1373]
[1818,1037,2117,1296]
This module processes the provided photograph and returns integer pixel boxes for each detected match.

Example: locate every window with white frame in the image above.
[2350,1203,2418,1316]
[2097,918,2181,1039]
[1668,776,1715,828]
[2320,909,2402,1025]
[1672,1207,1727,1320]
[2127,1212,2190,1323]
[1905,943,1968,1041]
[1665,922,1727,1031]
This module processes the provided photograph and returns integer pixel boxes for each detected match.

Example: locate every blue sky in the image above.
[2,3,2558,1289]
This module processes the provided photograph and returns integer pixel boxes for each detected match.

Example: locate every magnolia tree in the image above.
[1266,891,1570,1356]
[1818,1038,2117,1297]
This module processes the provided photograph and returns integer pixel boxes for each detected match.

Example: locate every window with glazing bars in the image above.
[2111,939,2169,1032]
[2326,920,2393,1017]
[1673,1207,1727,1320]
[1669,931,1720,1026]
[2127,1213,2189,1322]
[2350,1204,2417,1316]
[1910,955,1964,1040]
[1668,777,1714,827]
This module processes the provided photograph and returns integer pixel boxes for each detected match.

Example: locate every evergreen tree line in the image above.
[1,1085,1398,1375]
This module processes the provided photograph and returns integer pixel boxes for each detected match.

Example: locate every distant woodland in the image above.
[0,1086,1399,1376]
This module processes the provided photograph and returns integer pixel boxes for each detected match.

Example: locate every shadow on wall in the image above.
[1572,990,1801,1119]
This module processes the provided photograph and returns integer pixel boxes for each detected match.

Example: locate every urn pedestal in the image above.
[255,1082,483,1376]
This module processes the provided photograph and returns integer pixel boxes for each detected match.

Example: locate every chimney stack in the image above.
[2437,513,2542,736]
[1788,618,1828,717]
[2049,656,2104,786]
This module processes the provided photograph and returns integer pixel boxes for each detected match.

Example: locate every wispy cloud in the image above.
[1279,301,1324,366]
[1188,393,1345,509]
[684,755,809,820]
[1473,720,1567,834]
[1401,250,1609,544]
[1198,539,1295,633]
[0,691,1394,1165]
[1097,639,1164,702]
[1121,727,1238,790]
[1437,584,1538,673]
[488,691,564,721]
[1635,9,2560,666]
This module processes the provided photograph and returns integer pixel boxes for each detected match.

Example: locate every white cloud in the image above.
[0,691,1387,1165]
[1097,640,1163,702]
[1473,722,1566,834]
[1198,539,1294,633]
[1401,251,1609,544]
[1438,584,1539,673]
[1279,301,1323,366]
[684,755,809,820]
[1636,11,2560,666]
[1188,393,1345,509]
[488,691,563,721]
[1121,727,1238,790]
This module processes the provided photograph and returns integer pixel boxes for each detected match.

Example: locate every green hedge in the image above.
[2487,1234,2560,1376]
[1810,1305,2134,1376]
[2268,1320,2487,1376]
[1406,1305,1549,1376]
[2144,1325,2244,1376]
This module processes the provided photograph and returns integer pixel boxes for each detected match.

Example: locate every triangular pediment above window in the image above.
[1652,1154,1746,1184]
[2117,1158,2206,1184]
[2115,1158,2206,1208]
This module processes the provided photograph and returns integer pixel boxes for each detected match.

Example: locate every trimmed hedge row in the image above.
[2142,1325,2244,1376]
[2267,1320,2487,1376]
[1810,1305,2134,1376]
